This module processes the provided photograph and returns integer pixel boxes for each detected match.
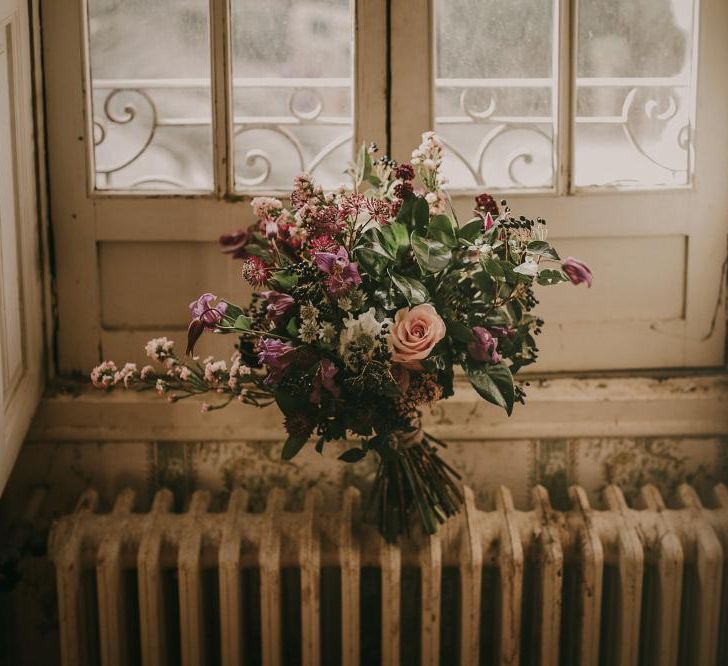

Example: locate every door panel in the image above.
[0,0,44,494]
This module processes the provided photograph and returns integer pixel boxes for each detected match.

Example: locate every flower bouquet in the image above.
[92,132,591,541]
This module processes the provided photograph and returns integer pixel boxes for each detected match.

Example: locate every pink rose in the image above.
[389,304,446,369]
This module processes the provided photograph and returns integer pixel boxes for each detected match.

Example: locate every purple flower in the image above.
[310,358,341,404]
[219,228,251,259]
[561,257,592,287]
[483,211,495,231]
[260,291,295,322]
[468,327,502,364]
[189,293,228,328]
[257,337,295,384]
[314,247,362,296]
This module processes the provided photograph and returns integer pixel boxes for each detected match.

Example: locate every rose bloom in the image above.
[389,304,446,369]
[561,257,593,287]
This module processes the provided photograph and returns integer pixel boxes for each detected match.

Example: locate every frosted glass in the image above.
[87,0,214,191]
[574,0,697,188]
[434,0,557,191]
[231,0,353,191]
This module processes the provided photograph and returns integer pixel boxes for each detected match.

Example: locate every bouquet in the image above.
[91,132,592,541]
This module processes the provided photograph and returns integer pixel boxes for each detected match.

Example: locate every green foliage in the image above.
[464,361,515,415]
[390,271,430,305]
[526,240,560,260]
[428,214,458,248]
[281,434,308,460]
[537,269,569,285]
[411,233,452,273]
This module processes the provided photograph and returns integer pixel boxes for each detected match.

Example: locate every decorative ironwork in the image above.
[436,76,693,189]
[90,78,353,191]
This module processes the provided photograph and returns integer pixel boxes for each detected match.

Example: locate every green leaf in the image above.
[465,361,515,415]
[338,448,367,463]
[428,214,458,248]
[233,314,252,331]
[413,197,430,234]
[282,434,308,460]
[481,256,505,280]
[285,317,299,337]
[396,195,415,227]
[473,270,496,297]
[537,269,569,285]
[526,240,560,260]
[356,247,389,276]
[447,319,475,343]
[459,218,483,243]
[390,271,430,305]
[270,270,298,290]
[411,233,452,273]
[380,221,410,258]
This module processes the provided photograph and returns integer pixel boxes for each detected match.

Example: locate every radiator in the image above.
[48,483,728,666]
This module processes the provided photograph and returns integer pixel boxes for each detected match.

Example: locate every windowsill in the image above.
[27,372,728,442]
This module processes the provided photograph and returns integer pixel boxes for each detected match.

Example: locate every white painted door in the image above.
[0,0,44,494]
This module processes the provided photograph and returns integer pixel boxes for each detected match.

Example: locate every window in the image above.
[42,0,728,374]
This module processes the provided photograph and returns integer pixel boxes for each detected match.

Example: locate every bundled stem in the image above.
[368,424,463,542]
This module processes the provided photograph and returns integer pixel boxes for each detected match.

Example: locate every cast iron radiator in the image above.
[48,483,728,665]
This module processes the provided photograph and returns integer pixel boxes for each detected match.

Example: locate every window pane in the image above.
[434,0,557,191]
[87,0,213,191]
[231,0,353,191]
[574,0,697,188]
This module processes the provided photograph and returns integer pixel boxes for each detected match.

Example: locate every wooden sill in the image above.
[27,373,728,442]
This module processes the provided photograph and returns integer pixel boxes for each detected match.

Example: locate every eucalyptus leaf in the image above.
[411,233,451,273]
[285,317,298,337]
[465,360,515,415]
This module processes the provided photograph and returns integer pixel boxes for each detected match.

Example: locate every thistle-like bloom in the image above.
[561,257,593,287]
[314,247,362,296]
[468,327,502,364]
[310,358,341,404]
[475,192,500,217]
[260,291,295,323]
[241,256,271,287]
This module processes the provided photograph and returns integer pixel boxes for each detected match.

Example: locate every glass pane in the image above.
[231,0,353,191]
[87,0,213,191]
[574,0,697,188]
[434,0,557,191]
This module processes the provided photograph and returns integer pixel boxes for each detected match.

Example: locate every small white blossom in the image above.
[337,296,352,312]
[300,320,319,344]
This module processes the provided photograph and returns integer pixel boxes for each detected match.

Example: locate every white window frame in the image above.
[42,0,387,373]
[42,0,728,374]
[390,0,728,371]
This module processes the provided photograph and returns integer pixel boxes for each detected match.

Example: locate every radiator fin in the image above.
[47,483,728,666]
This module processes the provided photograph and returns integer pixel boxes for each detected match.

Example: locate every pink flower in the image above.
[219,227,251,259]
[468,327,502,364]
[310,358,340,404]
[189,293,228,328]
[257,337,295,384]
[260,291,295,322]
[561,257,592,287]
[314,247,362,296]
[242,257,271,287]
[389,304,446,369]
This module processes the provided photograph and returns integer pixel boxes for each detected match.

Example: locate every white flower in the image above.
[425,192,438,204]
[145,337,175,362]
[532,222,548,241]
[300,320,319,344]
[338,308,391,365]
[319,322,337,344]
[337,296,352,312]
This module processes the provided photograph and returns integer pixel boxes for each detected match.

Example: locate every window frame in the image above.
[42,0,728,374]
[42,0,387,373]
